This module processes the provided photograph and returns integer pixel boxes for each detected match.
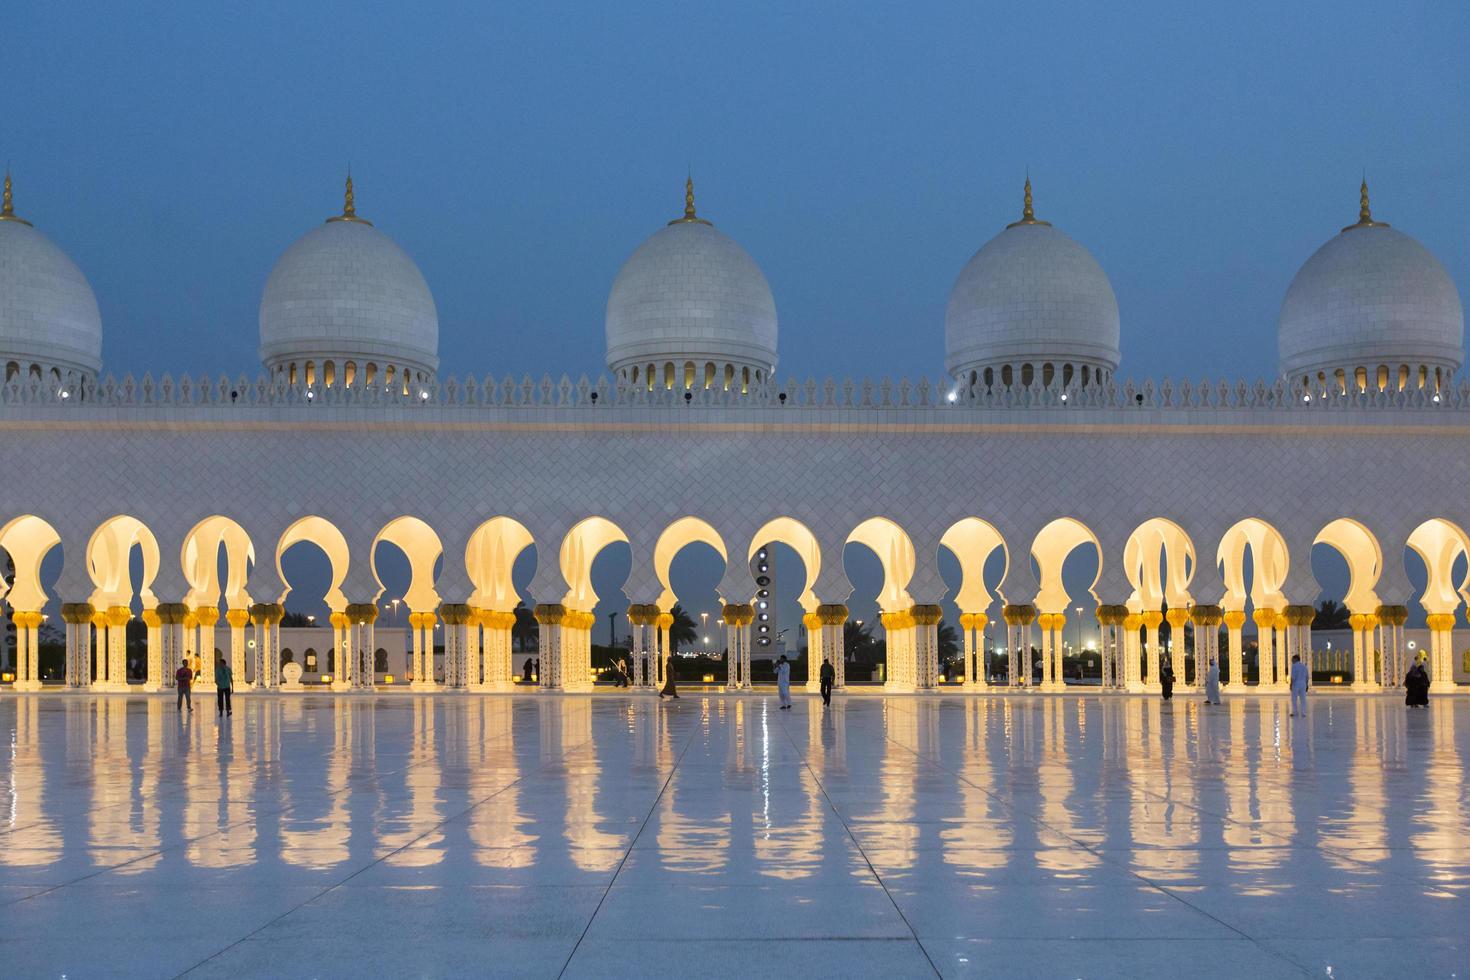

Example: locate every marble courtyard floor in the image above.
[0,692,1466,978]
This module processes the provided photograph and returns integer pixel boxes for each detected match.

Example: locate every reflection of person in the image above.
[1405,660,1430,708]
[776,655,792,709]
[1203,659,1221,705]
[1289,654,1309,716]
[819,658,835,706]
[215,656,233,717]
[1160,662,1175,701]
[175,659,194,713]
[659,653,679,700]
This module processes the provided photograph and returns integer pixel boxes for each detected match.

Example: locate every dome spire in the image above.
[0,168,32,227]
[668,174,712,226]
[1342,177,1388,232]
[1006,175,1051,229]
[326,170,373,226]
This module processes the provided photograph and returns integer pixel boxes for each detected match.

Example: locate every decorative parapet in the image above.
[2,371,1467,416]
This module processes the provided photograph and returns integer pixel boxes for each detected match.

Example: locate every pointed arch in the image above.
[939,517,1008,613]
[749,517,820,611]
[1406,518,1470,615]
[1216,518,1289,611]
[653,516,728,610]
[1122,518,1195,611]
[846,517,916,613]
[560,517,630,612]
[0,516,62,612]
[372,516,444,612]
[1030,517,1102,613]
[1314,518,1383,614]
[86,515,161,609]
[181,515,256,611]
[276,516,350,611]
[465,517,535,611]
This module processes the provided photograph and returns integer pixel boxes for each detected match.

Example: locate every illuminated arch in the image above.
[653,516,728,610]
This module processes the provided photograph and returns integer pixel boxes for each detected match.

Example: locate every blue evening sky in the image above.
[6,2,1467,644]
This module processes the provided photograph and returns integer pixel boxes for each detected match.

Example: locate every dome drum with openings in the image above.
[605,178,777,393]
[944,180,1120,392]
[1278,182,1463,395]
[259,177,439,392]
[0,173,103,388]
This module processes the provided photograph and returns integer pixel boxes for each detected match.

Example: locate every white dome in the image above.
[605,183,777,387]
[1278,190,1463,386]
[945,188,1120,386]
[0,184,102,381]
[260,184,438,383]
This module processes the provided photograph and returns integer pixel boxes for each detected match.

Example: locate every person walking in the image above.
[523,657,533,683]
[1159,661,1175,701]
[215,656,233,717]
[659,652,680,700]
[1289,653,1309,716]
[776,655,792,709]
[175,658,194,713]
[1202,658,1221,705]
[819,657,835,706]
[1405,658,1430,709]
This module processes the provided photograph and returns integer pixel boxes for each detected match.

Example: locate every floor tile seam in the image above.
[166,726,596,979]
[873,730,1316,976]
[556,710,705,979]
[774,709,943,979]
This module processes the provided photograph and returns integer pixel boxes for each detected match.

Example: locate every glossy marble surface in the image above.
[1,692,1466,978]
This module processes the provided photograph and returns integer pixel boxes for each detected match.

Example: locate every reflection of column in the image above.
[1253,608,1276,688]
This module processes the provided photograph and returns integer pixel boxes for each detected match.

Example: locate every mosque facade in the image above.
[1,173,1468,698]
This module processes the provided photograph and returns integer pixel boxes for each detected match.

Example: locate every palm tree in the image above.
[512,601,538,651]
[843,619,878,662]
[1313,598,1351,630]
[668,604,698,651]
[938,619,960,661]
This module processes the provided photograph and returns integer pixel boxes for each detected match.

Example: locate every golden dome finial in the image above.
[668,173,712,226]
[0,168,31,226]
[1343,176,1388,232]
[1006,174,1050,229]
[326,169,373,226]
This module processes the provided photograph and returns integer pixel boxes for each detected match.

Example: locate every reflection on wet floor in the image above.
[0,693,1466,977]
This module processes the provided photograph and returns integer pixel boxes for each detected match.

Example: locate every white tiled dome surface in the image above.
[605,221,778,370]
[259,220,438,372]
[1278,225,1464,377]
[944,223,1120,378]
[0,220,102,374]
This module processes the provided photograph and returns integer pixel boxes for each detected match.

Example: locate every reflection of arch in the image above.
[373,516,444,611]
[465,517,534,611]
[0,516,62,611]
[276,516,350,611]
[654,517,728,609]
[86,515,161,609]
[749,517,820,611]
[1315,518,1383,614]
[1406,519,1470,615]
[939,518,1007,613]
[1122,518,1195,610]
[1031,517,1101,612]
[1217,518,1288,611]
[181,515,256,610]
[559,517,629,612]
[846,517,916,613]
